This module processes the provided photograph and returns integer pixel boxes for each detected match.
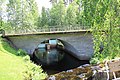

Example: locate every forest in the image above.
[0,0,95,31]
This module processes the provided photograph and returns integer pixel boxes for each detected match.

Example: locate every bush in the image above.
[23,56,47,80]
[17,49,27,56]
[23,55,31,62]
[90,58,100,65]
[90,0,120,64]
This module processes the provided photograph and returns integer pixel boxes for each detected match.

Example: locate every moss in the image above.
[46,65,93,80]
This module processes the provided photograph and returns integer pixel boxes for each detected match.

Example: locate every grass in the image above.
[0,38,47,80]
[0,39,27,80]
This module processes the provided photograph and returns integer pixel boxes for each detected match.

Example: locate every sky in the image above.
[35,0,52,13]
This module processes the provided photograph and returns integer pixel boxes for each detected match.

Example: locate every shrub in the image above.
[23,56,47,80]
[90,58,99,65]
[90,0,120,64]
[17,49,27,56]
[23,55,31,62]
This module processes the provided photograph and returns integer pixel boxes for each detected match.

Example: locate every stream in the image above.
[33,51,89,75]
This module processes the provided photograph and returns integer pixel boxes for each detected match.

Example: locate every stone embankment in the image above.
[46,59,120,80]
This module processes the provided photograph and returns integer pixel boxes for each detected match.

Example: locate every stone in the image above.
[48,76,56,80]
[92,59,120,80]
[46,59,120,80]
[45,64,93,80]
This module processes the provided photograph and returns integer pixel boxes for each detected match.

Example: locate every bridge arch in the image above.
[3,32,94,60]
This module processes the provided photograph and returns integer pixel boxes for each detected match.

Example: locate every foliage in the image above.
[1,38,17,55]
[0,0,7,30]
[6,0,39,30]
[1,0,120,65]
[0,37,27,80]
[23,55,47,80]
[49,0,66,26]
[39,7,49,27]
[1,38,27,56]
[89,0,120,64]
[46,0,92,28]
[1,0,92,30]
[82,0,98,26]
[65,1,78,26]
[0,37,47,80]
[17,49,27,56]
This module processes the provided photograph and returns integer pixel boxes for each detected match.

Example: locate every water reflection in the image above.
[32,39,89,74]
[33,39,65,65]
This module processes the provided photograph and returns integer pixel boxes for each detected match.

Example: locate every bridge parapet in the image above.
[5,26,90,36]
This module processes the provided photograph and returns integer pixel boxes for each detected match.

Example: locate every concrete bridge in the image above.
[1,27,93,60]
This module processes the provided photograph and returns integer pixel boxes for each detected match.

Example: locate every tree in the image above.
[49,0,66,26]
[7,0,18,30]
[7,0,39,31]
[89,0,120,63]
[40,7,48,27]
[37,16,41,28]
[0,0,12,31]
[24,0,39,28]
[0,0,3,27]
[80,0,99,27]
[65,1,78,26]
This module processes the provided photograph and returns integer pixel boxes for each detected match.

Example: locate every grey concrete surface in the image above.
[7,33,94,60]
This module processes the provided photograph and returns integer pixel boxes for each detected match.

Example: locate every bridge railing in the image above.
[5,26,90,35]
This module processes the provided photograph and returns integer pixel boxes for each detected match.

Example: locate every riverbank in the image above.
[0,38,47,80]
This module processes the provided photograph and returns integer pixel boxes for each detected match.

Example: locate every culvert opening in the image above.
[31,39,89,75]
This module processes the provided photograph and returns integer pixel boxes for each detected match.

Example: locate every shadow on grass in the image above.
[1,37,27,56]
[1,40,17,55]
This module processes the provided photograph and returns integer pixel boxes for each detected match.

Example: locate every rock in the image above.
[92,71,120,80]
[92,59,120,80]
[48,76,56,80]
[46,59,120,80]
[45,64,93,80]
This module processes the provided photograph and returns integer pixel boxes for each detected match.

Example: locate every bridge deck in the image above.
[4,27,91,36]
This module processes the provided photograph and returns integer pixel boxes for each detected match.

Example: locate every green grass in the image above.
[0,38,47,80]
[0,39,27,80]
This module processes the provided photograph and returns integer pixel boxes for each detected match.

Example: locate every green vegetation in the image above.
[89,0,120,64]
[23,55,47,80]
[0,38,47,80]
[0,0,91,31]
[0,0,120,67]
[0,0,39,31]
[38,0,90,28]
[0,41,26,80]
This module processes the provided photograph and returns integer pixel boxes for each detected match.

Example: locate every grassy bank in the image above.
[0,38,47,80]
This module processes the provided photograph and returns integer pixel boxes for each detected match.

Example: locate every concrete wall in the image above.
[7,32,94,60]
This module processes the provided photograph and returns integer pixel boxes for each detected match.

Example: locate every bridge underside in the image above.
[4,32,94,60]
